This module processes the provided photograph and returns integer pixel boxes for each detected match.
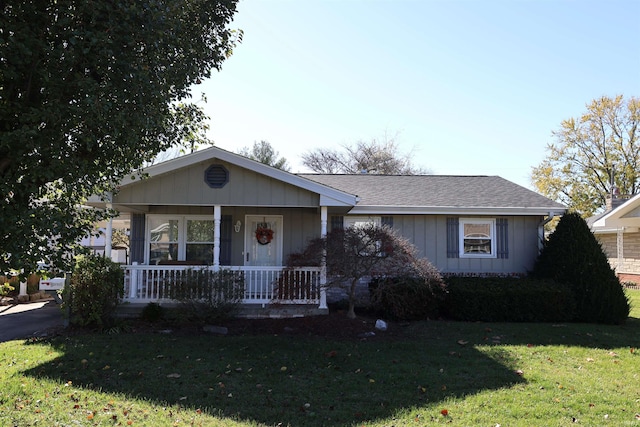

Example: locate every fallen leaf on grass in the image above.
[457,340,468,346]
[166,373,181,378]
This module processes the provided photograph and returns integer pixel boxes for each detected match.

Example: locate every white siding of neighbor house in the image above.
[114,160,320,208]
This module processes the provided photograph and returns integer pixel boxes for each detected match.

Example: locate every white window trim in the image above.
[459,218,496,258]
[145,215,214,264]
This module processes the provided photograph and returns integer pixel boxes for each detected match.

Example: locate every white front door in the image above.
[243,215,283,300]
[244,215,283,267]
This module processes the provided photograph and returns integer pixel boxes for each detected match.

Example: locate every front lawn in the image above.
[1,290,639,426]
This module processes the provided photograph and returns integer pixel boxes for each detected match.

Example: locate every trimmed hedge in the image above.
[369,275,447,321]
[443,277,576,322]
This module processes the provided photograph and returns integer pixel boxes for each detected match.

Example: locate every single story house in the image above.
[589,193,640,285]
[88,146,566,315]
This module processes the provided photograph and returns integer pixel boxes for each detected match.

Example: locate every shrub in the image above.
[1,282,15,297]
[171,268,244,324]
[532,212,630,324]
[141,302,164,322]
[369,274,447,321]
[63,255,124,328]
[443,276,576,322]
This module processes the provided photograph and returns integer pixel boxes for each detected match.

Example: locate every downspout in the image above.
[538,211,557,252]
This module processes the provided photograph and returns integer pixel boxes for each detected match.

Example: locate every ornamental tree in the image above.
[0,1,240,274]
[289,224,445,319]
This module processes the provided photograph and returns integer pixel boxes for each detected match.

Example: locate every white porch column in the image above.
[319,206,328,309]
[105,194,113,258]
[105,215,113,259]
[213,205,221,271]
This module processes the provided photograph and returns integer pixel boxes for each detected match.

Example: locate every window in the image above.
[186,219,215,264]
[459,218,496,258]
[147,216,215,264]
[344,216,381,229]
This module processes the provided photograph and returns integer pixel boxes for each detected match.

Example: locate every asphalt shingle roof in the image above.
[299,174,565,210]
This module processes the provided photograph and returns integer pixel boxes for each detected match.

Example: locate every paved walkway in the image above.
[0,299,65,342]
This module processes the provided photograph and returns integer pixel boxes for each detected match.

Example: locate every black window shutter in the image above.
[331,215,344,231]
[381,216,394,228]
[220,215,232,265]
[496,218,509,259]
[130,213,145,263]
[446,217,459,258]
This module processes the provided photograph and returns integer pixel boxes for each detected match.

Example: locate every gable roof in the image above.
[300,174,565,215]
[89,146,565,216]
[591,193,640,231]
[114,146,359,207]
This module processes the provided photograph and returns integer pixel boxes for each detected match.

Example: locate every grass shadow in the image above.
[22,327,526,426]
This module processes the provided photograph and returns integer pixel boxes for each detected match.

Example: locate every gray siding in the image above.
[115,160,320,207]
[392,215,542,275]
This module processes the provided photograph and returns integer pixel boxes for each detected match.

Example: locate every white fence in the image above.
[122,264,326,307]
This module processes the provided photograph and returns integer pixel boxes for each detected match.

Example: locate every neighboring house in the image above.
[589,193,640,285]
[87,146,565,315]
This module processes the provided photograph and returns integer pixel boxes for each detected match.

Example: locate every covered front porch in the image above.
[86,147,359,316]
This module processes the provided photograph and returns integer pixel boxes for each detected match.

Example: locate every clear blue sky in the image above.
[197,0,640,189]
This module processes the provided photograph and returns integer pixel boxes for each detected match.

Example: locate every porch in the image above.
[121,264,328,317]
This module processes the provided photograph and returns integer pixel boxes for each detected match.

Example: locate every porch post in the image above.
[319,206,328,309]
[129,262,139,299]
[104,194,113,258]
[213,205,221,271]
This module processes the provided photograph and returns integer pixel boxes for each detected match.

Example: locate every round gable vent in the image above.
[204,164,229,188]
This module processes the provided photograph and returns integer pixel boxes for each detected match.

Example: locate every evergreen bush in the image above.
[443,276,575,322]
[63,255,124,328]
[532,212,630,324]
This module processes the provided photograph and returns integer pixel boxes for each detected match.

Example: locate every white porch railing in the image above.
[122,264,326,307]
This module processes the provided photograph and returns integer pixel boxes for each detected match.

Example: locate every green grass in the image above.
[1,290,639,426]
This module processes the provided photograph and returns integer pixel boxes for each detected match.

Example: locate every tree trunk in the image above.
[347,301,356,319]
[347,279,358,319]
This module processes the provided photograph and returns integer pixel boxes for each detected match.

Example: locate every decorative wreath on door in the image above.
[255,223,274,245]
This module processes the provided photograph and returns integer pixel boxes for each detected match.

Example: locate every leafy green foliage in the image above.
[532,95,639,216]
[0,1,240,274]
[443,277,576,322]
[369,275,447,320]
[171,268,245,324]
[63,255,124,328]
[532,212,630,324]
[0,281,15,297]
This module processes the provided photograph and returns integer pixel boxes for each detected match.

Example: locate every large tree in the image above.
[532,95,639,216]
[238,140,290,171]
[1,1,240,274]
[302,133,429,174]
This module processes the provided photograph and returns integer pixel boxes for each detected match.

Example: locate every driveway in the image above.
[0,299,65,342]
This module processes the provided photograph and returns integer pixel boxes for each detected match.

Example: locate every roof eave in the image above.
[347,206,566,216]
